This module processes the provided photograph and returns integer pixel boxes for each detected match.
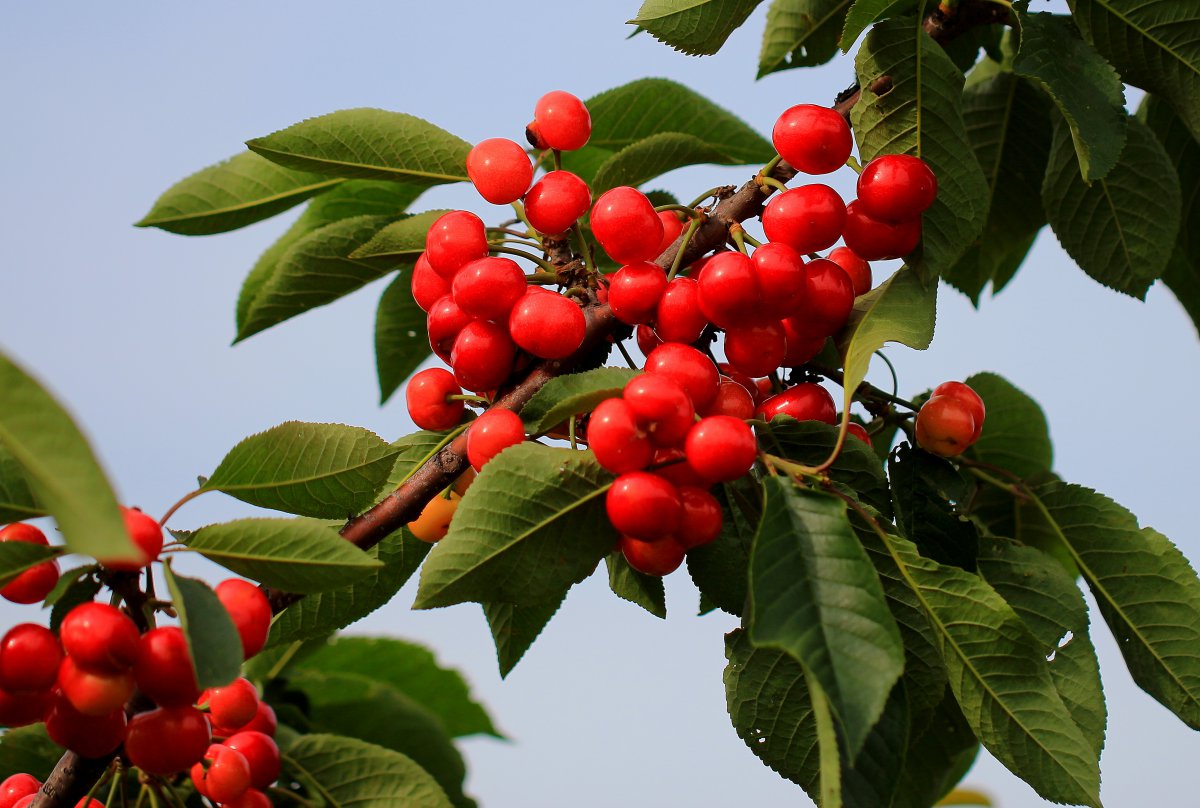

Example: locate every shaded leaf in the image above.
[842,0,913,49]
[483,591,569,678]
[963,372,1052,479]
[163,563,243,689]
[376,271,431,404]
[758,0,849,77]
[48,573,102,633]
[0,542,59,589]
[0,725,62,780]
[629,0,764,56]
[591,133,737,193]
[888,444,978,570]
[283,733,453,808]
[686,476,762,617]
[350,210,448,261]
[521,367,640,435]
[0,444,43,524]
[605,552,666,618]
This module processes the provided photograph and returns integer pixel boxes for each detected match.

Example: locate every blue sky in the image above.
[2,2,1199,806]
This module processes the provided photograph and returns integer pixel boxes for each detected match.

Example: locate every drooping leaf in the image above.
[282,733,453,808]
[888,444,978,570]
[748,481,903,757]
[202,422,399,518]
[1013,13,1128,180]
[184,518,383,593]
[520,367,641,435]
[482,590,570,678]
[247,109,470,184]
[163,563,243,690]
[758,0,849,76]
[0,352,138,563]
[296,636,500,739]
[0,725,63,780]
[605,552,666,618]
[686,476,763,616]
[841,0,913,50]
[376,271,431,404]
[0,542,60,589]
[806,668,844,808]
[350,210,448,262]
[1043,113,1180,298]
[851,18,990,278]
[629,0,764,56]
[591,133,738,193]
[414,446,616,608]
[962,372,1053,479]
[0,444,43,524]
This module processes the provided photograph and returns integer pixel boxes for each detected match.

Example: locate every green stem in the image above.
[653,203,704,220]
[570,222,592,273]
[569,415,578,450]
[666,217,703,281]
[102,768,121,808]
[730,227,748,255]
[845,155,863,174]
[447,393,490,404]
[158,488,206,528]
[552,149,562,171]
[686,187,730,209]
[874,350,899,398]
[805,668,844,808]
[490,245,558,274]
[758,175,788,194]
[509,201,543,246]
[527,271,559,285]
[761,154,783,175]
[740,231,763,248]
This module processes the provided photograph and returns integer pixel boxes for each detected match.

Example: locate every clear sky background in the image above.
[2,2,1199,806]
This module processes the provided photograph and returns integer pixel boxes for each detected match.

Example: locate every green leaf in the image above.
[758,0,850,77]
[282,733,453,808]
[1043,113,1181,298]
[376,272,431,405]
[136,151,342,236]
[203,422,399,519]
[381,429,466,494]
[806,668,844,808]
[888,444,978,570]
[851,18,990,277]
[1070,0,1200,142]
[1013,13,1128,180]
[48,572,102,633]
[185,518,383,594]
[296,636,500,739]
[686,476,763,617]
[591,133,739,193]
[0,725,63,780]
[841,0,912,49]
[520,367,641,435]
[748,481,903,757]
[0,352,139,563]
[247,109,470,184]
[0,541,59,589]
[236,214,399,341]
[266,528,429,648]
[482,591,569,678]
[605,552,666,618]
[1030,482,1200,729]
[415,446,616,608]
[0,444,43,523]
[163,563,243,690]
[350,210,448,262]
[963,372,1053,478]
[629,0,764,56]
[977,538,1106,757]
[835,267,937,417]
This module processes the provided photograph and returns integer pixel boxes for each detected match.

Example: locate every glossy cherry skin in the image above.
[0,685,51,727]
[696,251,760,329]
[857,154,937,223]
[135,626,199,708]
[607,472,682,540]
[780,320,826,366]
[590,187,664,265]
[635,324,662,358]
[406,492,460,544]
[0,524,58,605]
[508,289,586,359]
[772,104,854,175]
[450,320,517,393]
[0,775,39,808]
[99,507,163,573]
[931,381,986,442]
[59,602,140,675]
[653,277,708,345]
[751,242,807,317]
[425,295,473,363]
[620,534,687,576]
[622,374,695,447]
[406,368,465,431]
[588,398,653,474]
[425,211,488,279]
[643,344,720,411]
[704,378,756,420]
[684,416,757,484]
[532,90,591,151]
[756,384,836,424]
[916,395,977,457]
[0,623,61,693]
[762,185,846,254]
[58,657,135,717]
[788,258,855,339]
[657,210,685,255]
[191,744,252,804]
[466,138,534,204]
[203,677,260,731]
[216,580,272,660]
[124,706,211,776]
[451,257,526,320]
[608,262,668,325]
[0,524,47,546]
[467,409,525,472]
[675,487,723,550]
[43,694,126,758]
[524,170,591,236]
[843,200,922,261]
[224,731,282,790]
[724,321,787,378]
[847,422,872,445]
[411,253,451,313]
[827,246,872,297]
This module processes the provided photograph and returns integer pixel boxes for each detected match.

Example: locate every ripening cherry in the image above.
[590,187,664,265]
[467,138,534,204]
[843,200,922,261]
[644,343,720,411]
[704,378,756,420]
[60,602,140,675]
[43,694,126,758]
[622,374,695,447]
[654,277,707,345]
[0,524,58,605]
[411,253,451,313]
[756,383,837,425]
[657,211,685,255]
[508,289,586,359]
[780,320,826,366]
[827,246,872,297]
[99,507,163,573]
[696,251,760,329]
[847,422,872,445]
[931,381,986,442]
[856,154,938,223]
[467,409,525,471]
[406,368,465,431]
[425,211,488,279]
[406,491,460,544]
[215,580,272,660]
[684,416,757,484]
[0,624,61,693]
[916,395,978,457]
[0,775,39,808]
[451,320,517,393]
[135,626,200,708]
[203,678,260,731]
[524,170,591,236]
[761,185,846,254]
[606,472,682,540]
[58,657,135,716]
[789,258,855,339]
[588,398,653,474]
[751,241,807,318]
[531,90,592,151]
[192,744,252,804]
[620,534,686,577]
[124,706,211,776]
[452,257,526,320]
[608,262,668,325]
[724,321,788,378]
[224,731,282,790]
[772,104,854,175]
[675,487,722,550]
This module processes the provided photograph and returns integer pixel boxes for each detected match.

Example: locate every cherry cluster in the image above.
[915,381,987,457]
[0,520,278,808]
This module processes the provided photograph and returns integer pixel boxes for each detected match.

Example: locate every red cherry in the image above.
[772,104,854,175]
[696,252,760,329]
[425,211,488,279]
[0,560,59,606]
[75,799,103,808]
[716,364,757,396]
[0,524,47,546]
[406,368,465,432]
[622,374,695,447]
[425,295,472,363]
[608,262,668,325]
[606,472,682,540]
[676,487,722,550]
[58,657,135,717]
[467,138,534,205]
[751,242,807,318]
[789,258,855,339]
[532,91,592,151]
[224,731,281,790]
[508,289,586,360]
[0,623,61,693]
[588,398,653,474]
[203,677,260,731]
[916,396,977,457]
[762,185,846,254]
[780,320,826,366]
[135,626,199,708]
[827,246,872,297]
[857,154,938,223]
[124,706,211,776]
[704,378,756,420]
[650,448,709,489]
[724,321,787,378]
[635,324,663,358]
[932,381,986,442]
[467,409,525,472]
[192,744,252,804]
[843,200,922,261]
[60,602,140,675]
[620,535,686,576]
[0,685,51,728]
[754,378,775,403]
[756,384,836,424]
[451,320,517,393]
[684,416,757,484]
[656,211,685,256]
[0,775,39,808]
[644,344,720,411]
[224,789,273,808]
[239,701,277,737]
[847,422,872,445]
[451,257,526,320]
[411,253,451,313]
[654,277,708,345]
[524,171,591,236]
[590,187,664,265]
[99,507,162,573]
[44,694,125,758]
[215,580,272,660]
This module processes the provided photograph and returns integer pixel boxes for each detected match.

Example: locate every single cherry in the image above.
[620,535,686,577]
[215,580,272,660]
[931,381,985,442]
[916,396,978,457]
[654,277,708,345]
[425,211,488,279]
[58,657,135,717]
[772,104,854,175]
[531,91,592,151]
[695,252,760,329]
[124,706,211,776]
[524,170,591,236]
[451,257,526,320]
[788,258,855,339]
[466,138,534,205]
[684,416,757,484]
[406,492,460,544]
[203,677,260,731]
[761,185,846,254]
[0,623,61,693]
[43,694,126,758]
[843,200,922,261]
[724,321,788,378]
[191,743,252,804]
[827,246,872,297]
[856,154,938,223]
[751,241,807,317]
[425,295,473,363]
[406,368,465,431]
[643,344,720,411]
[756,383,837,424]
[411,252,451,313]
[622,374,695,447]
[606,472,682,540]
[609,262,669,325]
[508,289,586,360]
[224,731,282,790]
[59,602,140,674]
[467,409,526,471]
[450,320,517,393]
[675,487,723,549]
[99,507,162,572]
[587,398,653,474]
[590,187,664,265]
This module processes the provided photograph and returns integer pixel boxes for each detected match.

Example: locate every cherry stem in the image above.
[666,216,703,280]
[570,222,592,273]
[490,236,543,250]
[158,488,205,528]
[526,271,559,284]
[509,201,543,246]
[490,245,558,274]
[653,203,705,220]
[487,226,534,239]
[874,350,900,398]
[740,231,763,248]
[803,362,920,411]
[730,225,748,255]
[845,155,863,174]
[614,339,638,369]
[810,409,852,474]
[447,394,489,404]
[756,175,788,195]
[761,154,783,176]
[552,149,562,171]
[965,465,1027,500]
[569,415,578,450]
[686,186,731,209]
